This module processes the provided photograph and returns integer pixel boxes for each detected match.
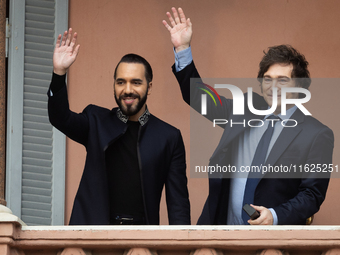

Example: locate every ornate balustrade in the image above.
[1,207,340,255]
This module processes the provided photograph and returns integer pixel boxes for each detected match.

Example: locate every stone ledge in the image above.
[20,225,340,231]
[11,225,340,251]
[1,221,340,254]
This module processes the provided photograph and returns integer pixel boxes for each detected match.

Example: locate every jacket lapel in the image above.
[101,108,128,152]
[210,92,268,161]
[265,109,304,167]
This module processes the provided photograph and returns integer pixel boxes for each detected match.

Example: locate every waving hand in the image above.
[53,28,80,75]
[162,7,192,53]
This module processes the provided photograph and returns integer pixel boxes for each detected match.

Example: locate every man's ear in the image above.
[147,82,152,95]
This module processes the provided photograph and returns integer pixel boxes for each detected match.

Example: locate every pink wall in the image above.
[65,0,340,225]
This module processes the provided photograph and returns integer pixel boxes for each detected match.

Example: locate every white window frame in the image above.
[6,0,68,225]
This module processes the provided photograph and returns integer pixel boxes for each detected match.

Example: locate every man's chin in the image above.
[119,105,140,117]
[120,109,137,117]
[116,94,147,118]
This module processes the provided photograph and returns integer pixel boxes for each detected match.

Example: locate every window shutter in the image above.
[6,0,68,226]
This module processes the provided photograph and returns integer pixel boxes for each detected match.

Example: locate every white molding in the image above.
[51,0,68,226]
[6,0,68,226]
[6,0,25,218]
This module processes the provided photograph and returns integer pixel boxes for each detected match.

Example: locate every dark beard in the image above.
[114,90,148,117]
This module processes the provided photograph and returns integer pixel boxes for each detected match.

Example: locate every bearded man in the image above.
[48,28,190,225]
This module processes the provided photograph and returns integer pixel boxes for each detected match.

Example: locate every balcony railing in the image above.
[1,207,340,255]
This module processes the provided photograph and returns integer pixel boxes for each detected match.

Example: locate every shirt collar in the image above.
[264,105,298,120]
[116,106,150,126]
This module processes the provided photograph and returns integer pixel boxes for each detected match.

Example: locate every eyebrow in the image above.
[115,78,144,82]
[263,75,290,79]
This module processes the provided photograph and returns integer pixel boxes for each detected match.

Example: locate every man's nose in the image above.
[271,79,278,88]
[125,83,133,94]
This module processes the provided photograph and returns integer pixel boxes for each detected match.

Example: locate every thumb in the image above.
[250,204,264,212]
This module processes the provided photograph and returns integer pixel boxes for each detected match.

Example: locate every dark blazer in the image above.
[48,73,190,225]
[173,61,333,225]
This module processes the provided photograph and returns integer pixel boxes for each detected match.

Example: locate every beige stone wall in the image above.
[65,0,340,225]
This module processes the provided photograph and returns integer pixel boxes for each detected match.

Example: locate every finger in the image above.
[65,28,72,46]
[166,11,176,27]
[55,34,62,48]
[172,7,181,24]
[248,214,264,225]
[248,204,263,225]
[61,30,68,46]
[162,20,172,31]
[178,7,187,23]
[250,204,263,211]
[72,44,80,57]
[187,18,192,28]
[70,32,77,48]
[249,218,262,225]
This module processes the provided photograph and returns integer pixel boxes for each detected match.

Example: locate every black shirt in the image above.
[105,120,145,221]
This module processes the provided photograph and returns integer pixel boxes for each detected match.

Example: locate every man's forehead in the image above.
[115,62,146,81]
[264,63,293,78]
[116,62,145,72]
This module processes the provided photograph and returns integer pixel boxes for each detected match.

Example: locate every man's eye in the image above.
[279,78,290,84]
[264,78,272,83]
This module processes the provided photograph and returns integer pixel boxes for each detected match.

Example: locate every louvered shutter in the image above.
[6,0,68,225]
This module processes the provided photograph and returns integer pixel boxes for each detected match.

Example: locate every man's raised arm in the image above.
[162,8,232,122]
[48,28,89,146]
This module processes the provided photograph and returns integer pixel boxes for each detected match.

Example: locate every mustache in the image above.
[119,93,140,99]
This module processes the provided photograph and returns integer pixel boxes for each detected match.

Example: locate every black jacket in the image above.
[48,73,190,225]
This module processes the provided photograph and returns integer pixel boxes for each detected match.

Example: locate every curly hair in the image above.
[257,45,311,93]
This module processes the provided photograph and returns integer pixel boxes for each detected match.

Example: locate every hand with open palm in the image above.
[53,28,80,75]
[162,7,193,53]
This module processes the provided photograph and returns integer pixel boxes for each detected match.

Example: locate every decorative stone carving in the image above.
[257,249,289,255]
[124,248,157,255]
[10,249,25,255]
[0,205,26,226]
[190,248,223,255]
[323,249,340,255]
[58,248,92,255]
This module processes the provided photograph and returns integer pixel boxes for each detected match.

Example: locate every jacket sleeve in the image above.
[274,126,334,224]
[165,129,191,225]
[172,61,234,123]
[47,73,90,146]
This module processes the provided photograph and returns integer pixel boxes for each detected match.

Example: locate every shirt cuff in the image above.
[269,208,278,225]
[173,46,193,72]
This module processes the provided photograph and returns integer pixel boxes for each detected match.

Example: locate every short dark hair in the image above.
[114,53,153,84]
[257,45,311,92]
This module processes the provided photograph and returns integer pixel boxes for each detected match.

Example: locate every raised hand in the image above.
[53,28,80,75]
[162,7,192,53]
